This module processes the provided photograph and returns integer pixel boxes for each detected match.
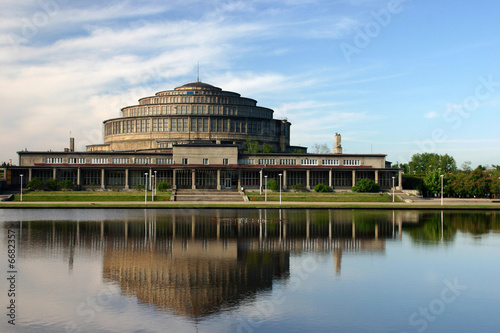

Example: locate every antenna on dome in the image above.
[197,62,200,82]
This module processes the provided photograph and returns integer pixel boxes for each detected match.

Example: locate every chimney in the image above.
[333,133,342,154]
[70,138,75,152]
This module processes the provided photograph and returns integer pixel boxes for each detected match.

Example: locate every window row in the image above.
[44,157,174,165]
[139,95,257,108]
[122,105,272,119]
[105,118,281,136]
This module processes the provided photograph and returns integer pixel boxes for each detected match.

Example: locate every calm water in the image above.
[1,208,499,333]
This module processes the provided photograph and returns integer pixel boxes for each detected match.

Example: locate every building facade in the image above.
[6,81,401,191]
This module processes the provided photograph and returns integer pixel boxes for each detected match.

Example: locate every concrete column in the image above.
[101,169,105,189]
[237,170,241,191]
[306,169,310,190]
[149,168,152,191]
[283,170,287,190]
[172,169,177,190]
[375,170,379,184]
[77,168,81,187]
[53,168,57,180]
[352,170,356,187]
[124,169,129,190]
[217,169,221,190]
[398,171,403,190]
[329,169,332,188]
[191,169,196,189]
[28,168,32,182]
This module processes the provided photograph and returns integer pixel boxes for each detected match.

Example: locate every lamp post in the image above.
[392,176,395,202]
[20,174,23,202]
[154,170,157,196]
[151,175,155,201]
[279,173,282,205]
[440,174,444,206]
[144,173,148,204]
[264,175,268,202]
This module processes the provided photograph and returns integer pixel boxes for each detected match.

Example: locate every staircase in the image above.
[173,189,246,202]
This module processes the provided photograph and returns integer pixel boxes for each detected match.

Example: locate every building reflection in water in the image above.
[12,209,409,319]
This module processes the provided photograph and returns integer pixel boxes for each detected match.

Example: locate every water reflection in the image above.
[3,208,500,323]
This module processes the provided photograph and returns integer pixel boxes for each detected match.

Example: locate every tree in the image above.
[311,143,331,154]
[424,170,443,195]
[461,161,472,173]
[409,153,457,174]
[245,139,261,153]
[465,168,489,197]
[352,179,380,193]
[262,143,274,153]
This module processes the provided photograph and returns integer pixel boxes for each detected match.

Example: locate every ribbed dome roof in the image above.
[175,82,222,91]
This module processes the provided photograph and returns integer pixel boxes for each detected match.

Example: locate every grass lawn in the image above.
[13,191,171,202]
[247,191,402,202]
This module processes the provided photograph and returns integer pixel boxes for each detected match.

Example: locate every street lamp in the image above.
[151,175,155,201]
[279,173,282,205]
[154,170,157,196]
[392,176,395,202]
[440,174,444,206]
[144,173,148,204]
[264,175,268,202]
[20,174,23,202]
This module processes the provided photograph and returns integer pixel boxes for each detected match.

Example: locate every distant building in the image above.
[5,81,401,190]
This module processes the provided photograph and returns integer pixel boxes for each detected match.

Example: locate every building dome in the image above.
[95,82,291,152]
[175,81,222,91]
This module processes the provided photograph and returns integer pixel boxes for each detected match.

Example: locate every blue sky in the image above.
[1,0,499,168]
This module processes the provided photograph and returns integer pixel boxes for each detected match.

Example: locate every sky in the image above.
[0,0,499,168]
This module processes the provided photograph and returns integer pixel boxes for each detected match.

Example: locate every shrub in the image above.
[314,183,332,193]
[45,179,60,191]
[266,179,278,191]
[59,180,74,190]
[27,177,44,191]
[135,184,145,191]
[157,181,171,191]
[352,178,380,193]
[292,183,305,192]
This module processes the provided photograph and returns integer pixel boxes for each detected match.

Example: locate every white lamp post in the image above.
[440,174,444,206]
[279,173,282,205]
[392,176,395,202]
[144,173,148,204]
[151,175,155,201]
[264,175,268,202]
[20,174,23,202]
[154,170,157,196]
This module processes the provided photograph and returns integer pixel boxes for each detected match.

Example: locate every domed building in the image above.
[89,81,299,153]
[7,81,401,193]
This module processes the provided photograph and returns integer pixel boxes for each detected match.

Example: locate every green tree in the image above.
[409,153,457,174]
[267,179,278,191]
[449,172,468,197]
[465,168,489,197]
[424,170,442,195]
[261,143,274,153]
[245,139,261,153]
[352,179,380,193]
